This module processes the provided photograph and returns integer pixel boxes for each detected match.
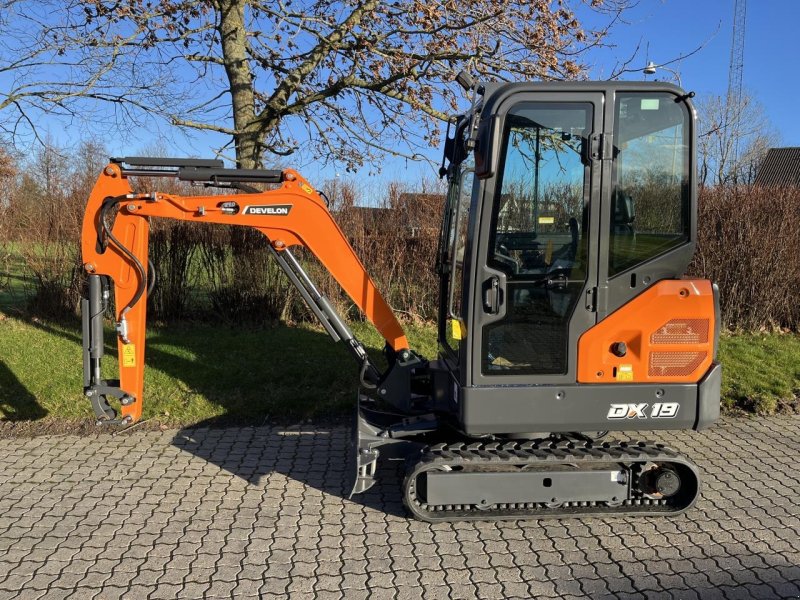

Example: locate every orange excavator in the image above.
[81,78,720,522]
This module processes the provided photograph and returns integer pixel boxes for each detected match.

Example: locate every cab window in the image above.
[610,93,690,276]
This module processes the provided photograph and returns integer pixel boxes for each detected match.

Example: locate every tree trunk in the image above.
[216,0,260,168]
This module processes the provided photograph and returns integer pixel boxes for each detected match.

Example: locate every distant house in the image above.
[396,193,446,237]
[344,193,445,239]
[754,147,800,187]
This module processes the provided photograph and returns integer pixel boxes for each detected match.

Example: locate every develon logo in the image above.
[243,204,292,216]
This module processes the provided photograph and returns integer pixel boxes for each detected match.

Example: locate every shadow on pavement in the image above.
[7,313,406,512]
[0,360,47,420]
[171,422,409,519]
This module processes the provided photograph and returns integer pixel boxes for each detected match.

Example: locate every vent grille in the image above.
[651,319,709,345]
[649,351,707,377]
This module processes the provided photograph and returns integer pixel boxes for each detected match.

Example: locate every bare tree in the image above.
[696,91,779,187]
[1,0,631,168]
[0,148,16,259]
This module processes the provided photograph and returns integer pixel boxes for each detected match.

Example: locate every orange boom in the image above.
[81,158,407,424]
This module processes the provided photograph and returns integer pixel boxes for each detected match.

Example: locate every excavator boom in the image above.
[81,157,408,424]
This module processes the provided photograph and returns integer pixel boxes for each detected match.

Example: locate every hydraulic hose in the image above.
[359,358,378,389]
[147,259,156,297]
[99,195,148,323]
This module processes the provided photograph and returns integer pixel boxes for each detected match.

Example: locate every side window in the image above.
[610,93,690,276]
[449,169,474,319]
[445,165,474,353]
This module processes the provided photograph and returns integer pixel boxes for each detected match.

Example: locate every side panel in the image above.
[460,361,721,435]
[461,381,700,434]
[577,279,716,384]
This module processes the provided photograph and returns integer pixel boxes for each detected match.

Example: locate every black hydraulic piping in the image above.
[267,246,381,386]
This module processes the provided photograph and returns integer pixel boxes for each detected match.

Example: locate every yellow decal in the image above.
[449,319,466,340]
[300,183,314,194]
[122,344,136,368]
[538,216,555,224]
[616,364,634,381]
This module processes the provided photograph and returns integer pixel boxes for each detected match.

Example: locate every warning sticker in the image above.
[300,183,314,194]
[616,364,634,381]
[449,319,466,340]
[122,344,136,368]
[538,216,555,224]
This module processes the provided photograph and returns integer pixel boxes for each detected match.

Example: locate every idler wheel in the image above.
[641,466,682,498]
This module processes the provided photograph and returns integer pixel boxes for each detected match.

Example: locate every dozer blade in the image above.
[350,410,379,497]
[350,394,433,499]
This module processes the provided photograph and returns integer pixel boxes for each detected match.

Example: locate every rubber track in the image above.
[403,439,700,522]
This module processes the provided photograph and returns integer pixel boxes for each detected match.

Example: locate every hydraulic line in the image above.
[147,259,156,296]
[99,195,148,341]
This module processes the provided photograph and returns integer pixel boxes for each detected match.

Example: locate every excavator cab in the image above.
[433,82,719,437]
[360,81,721,521]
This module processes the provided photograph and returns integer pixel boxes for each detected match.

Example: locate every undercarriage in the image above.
[353,397,700,523]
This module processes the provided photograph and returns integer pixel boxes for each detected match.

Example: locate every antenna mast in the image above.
[726,0,747,179]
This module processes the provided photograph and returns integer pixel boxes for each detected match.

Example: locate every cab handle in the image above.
[483,276,501,314]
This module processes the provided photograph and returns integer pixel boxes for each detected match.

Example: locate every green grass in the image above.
[0,313,438,425]
[0,242,441,426]
[1,309,798,426]
[0,249,32,310]
[718,332,800,414]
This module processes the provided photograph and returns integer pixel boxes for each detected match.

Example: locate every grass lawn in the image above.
[718,332,800,414]
[0,313,438,426]
[0,250,32,311]
[1,309,798,427]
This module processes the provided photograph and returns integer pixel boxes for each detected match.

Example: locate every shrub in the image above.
[690,185,800,331]
[3,140,800,336]
[147,222,198,321]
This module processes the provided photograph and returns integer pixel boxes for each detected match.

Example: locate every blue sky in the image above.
[594,0,798,131]
[9,0,799,186]
[320,0,800,183]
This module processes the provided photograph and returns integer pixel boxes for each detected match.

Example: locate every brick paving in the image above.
[0,416,799,599]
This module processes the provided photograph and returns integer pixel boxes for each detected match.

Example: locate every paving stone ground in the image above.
[0,416,799,599]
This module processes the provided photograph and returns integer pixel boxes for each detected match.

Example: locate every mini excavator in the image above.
[81,79,720,522]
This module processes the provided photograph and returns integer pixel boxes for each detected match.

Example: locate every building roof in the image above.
[341,193,445,233]
[754,147,800,187]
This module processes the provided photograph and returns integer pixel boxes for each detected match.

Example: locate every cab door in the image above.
[471,93,604,385]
